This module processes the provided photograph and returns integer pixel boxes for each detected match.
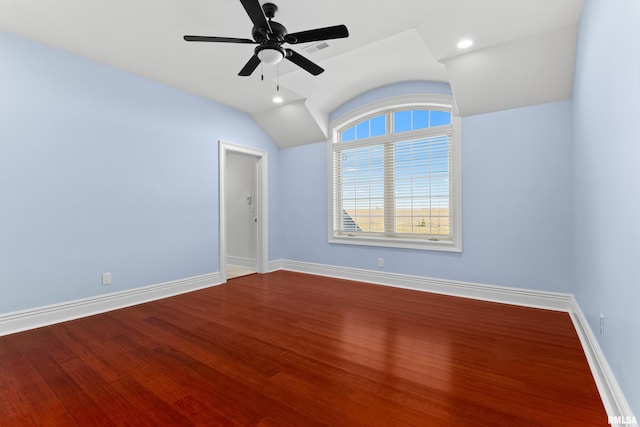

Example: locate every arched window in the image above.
[328,95,462,251]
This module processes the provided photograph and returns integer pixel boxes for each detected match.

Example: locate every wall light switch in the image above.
[102,272,112,286]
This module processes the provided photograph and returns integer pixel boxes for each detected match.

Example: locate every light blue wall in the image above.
[572,0,640,415]
[282,84,573,293]
[0,31,281,313]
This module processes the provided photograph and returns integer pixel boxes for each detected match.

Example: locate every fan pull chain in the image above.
[261,61,264,81]
[276,63,279,92]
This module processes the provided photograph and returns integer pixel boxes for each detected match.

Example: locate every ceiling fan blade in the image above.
[184,35,256,44]
[238,55,261,76]
[240,0,271,33]
[285,49,324,76]
[286,25,349,44]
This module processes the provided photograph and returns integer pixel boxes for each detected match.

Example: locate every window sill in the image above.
[329,234,462,253]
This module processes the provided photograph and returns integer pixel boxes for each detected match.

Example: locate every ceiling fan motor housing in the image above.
[252,20,287,43]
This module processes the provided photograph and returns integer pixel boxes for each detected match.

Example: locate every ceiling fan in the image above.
[183,0,349,76]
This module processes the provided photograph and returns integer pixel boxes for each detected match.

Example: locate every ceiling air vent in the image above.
[302,42,330,54]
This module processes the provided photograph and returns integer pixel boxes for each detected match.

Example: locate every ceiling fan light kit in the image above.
[256,45,285,65]
[183,0,349,77]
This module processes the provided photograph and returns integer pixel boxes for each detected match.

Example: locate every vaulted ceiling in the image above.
[0,0,583,148]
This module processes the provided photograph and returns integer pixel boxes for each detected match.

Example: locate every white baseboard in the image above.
[270,259,575,311]
[269,259,633,419]
[569,302,635,420]
[0,272,221,337]
[227,256,256,269]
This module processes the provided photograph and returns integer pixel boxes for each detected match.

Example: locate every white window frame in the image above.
[327,94,462,252]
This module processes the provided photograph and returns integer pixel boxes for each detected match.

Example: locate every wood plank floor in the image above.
[0,271,607,426]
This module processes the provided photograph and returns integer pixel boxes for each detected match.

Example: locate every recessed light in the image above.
[272,95,283,104]
[457,39,474,49]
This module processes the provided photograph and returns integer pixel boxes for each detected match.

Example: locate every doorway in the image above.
[219,141,268,282]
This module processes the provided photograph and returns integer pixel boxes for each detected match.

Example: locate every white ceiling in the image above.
[0,0,583,148]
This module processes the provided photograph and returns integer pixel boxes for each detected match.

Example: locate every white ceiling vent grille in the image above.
[302,42,330,54]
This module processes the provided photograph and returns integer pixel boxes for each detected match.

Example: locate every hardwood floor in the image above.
[0,271,607,426]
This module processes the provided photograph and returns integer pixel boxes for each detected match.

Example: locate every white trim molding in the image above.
[227,256,257,269]
[271,259,574,310]
[268,259,633,418]
[0,272,221,337]
[569,302,635,420]
[219,140,269,282]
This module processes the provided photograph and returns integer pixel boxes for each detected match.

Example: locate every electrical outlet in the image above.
[102,272,112,286]
[377,258,384,268]
[600,313,605,336]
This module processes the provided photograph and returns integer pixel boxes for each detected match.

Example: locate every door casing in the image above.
[219,140,268,282]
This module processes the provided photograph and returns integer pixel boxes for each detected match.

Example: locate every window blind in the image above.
[329,99,461,252]
[332,112,453,242]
